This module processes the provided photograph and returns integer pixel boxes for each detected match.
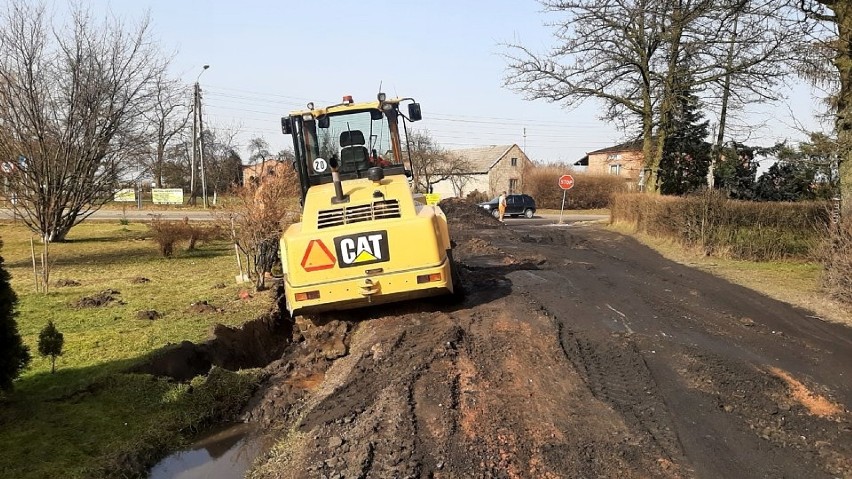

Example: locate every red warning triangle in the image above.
[301,239,336,271]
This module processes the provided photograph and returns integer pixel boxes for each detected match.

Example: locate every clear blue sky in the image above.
[90,0,822,166]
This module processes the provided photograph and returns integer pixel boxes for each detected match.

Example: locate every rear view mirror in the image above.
[318,115,330,129]
[370,110,383,120]
[281,117,292,134]
[408,103,422,122]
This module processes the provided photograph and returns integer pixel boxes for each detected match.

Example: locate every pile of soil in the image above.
[188,300,223,314]
[55,278,81,287]
[130,276,150,284]
[439,198,501,230]
[73,289,123,308]
[136,310,161,321]
[138,200,852,478]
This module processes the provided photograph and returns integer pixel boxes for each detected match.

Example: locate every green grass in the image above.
[0,220,274,478]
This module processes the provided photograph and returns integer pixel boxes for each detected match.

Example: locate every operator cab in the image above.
[281,93,422,201]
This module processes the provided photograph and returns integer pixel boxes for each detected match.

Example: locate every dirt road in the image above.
[244,201,852,479]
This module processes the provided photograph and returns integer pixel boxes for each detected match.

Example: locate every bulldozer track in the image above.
[558,325,685,464]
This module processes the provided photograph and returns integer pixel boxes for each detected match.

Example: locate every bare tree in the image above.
[247,136,271,164]
[446,151,476,197]
[504,0,802,193]
[504,0,668,190]
[698,0,805,183]
[216,171,300,290]
[406,130,473,194]
[797,0,852,214]
[203,127,242,195]
[142,72,190,188]
[0,2,167,241]
[160,124,242,193]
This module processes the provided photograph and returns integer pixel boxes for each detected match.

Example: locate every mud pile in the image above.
[439,198,501,230]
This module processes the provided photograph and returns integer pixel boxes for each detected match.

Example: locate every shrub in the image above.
[148,216,189,258]
[0,242,29,391]
[819,217,852,305]
[183,219,222,251]
[611,191,828,261]
[38,320,64,374]
[216,172,301,290]
[465,189,489,204]
[525,165,627,209]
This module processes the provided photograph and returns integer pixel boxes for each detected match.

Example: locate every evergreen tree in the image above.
[38,320,64,374]
[658,81,711,195]
[0,242,30,391]
[714,142,760,200]
[754,161,816,201]
[754,137,840,202]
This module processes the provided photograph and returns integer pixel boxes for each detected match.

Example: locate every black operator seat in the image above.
[339,130,370,173]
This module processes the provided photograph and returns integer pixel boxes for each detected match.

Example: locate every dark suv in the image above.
[478,194,537,219]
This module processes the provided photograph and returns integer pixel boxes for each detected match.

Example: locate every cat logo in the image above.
[334,230,390,268]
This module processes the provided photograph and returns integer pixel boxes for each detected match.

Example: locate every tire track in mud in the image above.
[506,227,689,471]
[251,310,470,479]
[556,323,687,472]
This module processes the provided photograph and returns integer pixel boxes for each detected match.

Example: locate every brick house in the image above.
[430,144,533,198]
[584,139,646,187]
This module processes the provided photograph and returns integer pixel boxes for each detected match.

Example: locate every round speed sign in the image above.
[559,174,575,190]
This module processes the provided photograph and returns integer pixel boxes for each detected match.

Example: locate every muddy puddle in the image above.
[149,422,273,479]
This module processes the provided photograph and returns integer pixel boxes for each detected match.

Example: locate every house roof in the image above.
[587,138,644,155]
[449,145,516,172]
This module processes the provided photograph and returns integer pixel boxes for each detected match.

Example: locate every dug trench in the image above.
[135,200,852,478]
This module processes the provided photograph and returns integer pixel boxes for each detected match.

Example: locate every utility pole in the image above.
[189,85,196,205]
[198,88,208,208]
[190,64,209,207]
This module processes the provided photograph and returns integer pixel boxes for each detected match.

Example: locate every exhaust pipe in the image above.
[329,155,349,204]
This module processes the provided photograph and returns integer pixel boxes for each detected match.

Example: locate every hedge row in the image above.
[525,167,628,210]
[819,217,852,305]
[610,191,830,261]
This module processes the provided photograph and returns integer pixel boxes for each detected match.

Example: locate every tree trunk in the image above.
[649,5,686,194]
[836,3,852,216]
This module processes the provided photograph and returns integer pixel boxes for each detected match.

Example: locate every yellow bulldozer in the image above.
[279,93,460,316]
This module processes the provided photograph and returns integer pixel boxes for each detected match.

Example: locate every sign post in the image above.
[558,174,575,224]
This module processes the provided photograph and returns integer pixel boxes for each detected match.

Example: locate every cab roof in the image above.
[288,96,404,118]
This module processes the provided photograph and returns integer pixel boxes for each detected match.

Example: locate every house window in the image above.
[607,153,621,160]
[509,178,519,192]
[511,157,518,167]
[609,164,622,176]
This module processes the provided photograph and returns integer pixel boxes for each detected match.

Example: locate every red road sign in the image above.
[559,174,575,190]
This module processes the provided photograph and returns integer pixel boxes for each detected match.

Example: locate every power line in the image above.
[202,85,607,128]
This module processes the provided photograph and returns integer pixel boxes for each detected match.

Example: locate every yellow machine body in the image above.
[280,164,455,316]
[279,94,457,316]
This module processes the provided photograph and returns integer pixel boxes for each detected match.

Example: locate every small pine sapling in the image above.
[38,320,64,374]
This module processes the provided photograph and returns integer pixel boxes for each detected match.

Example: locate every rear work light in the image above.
[294,291,321,301]
[417,273,443,284]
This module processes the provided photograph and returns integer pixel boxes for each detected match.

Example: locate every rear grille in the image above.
[317,200,401,228]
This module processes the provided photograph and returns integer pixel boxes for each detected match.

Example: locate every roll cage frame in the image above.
[281,96,421,202]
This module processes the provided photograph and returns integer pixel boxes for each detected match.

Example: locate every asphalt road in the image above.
[0,208,608,224]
